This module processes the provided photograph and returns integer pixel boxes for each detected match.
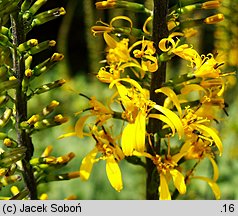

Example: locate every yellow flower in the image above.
[173,47,225,78]
[159,34,228,79]
[133,151,186,200]
[95,19,159,80]
[109,78,151,123]
[180,138,219,182]
[156,155,186,200]
[97,66,121,83]
[130,38,158,74]
[74,96,113,138]
[180,82,227,120]
[109,78,151,156]
[79,126,124,192]
[181,107,223,156]
[104,33,131,64]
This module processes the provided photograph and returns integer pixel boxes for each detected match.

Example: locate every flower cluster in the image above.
[70,0,235,199]
[0,0,80,199]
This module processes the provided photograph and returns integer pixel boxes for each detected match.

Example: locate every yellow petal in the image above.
[192,176,221,199]
[173,46,202,67]
[134,111,146,152]
[172,151,187,164]
[110,15,133,31]
[179,140,192,154]
[121,123,135,156]
[180,84,206,95]
[114,145,125,161]
[128,40,143,53]
[208,156,219,181]
[159,37,176,52]
[120,61,144,78]
[119,61,143,71]
[159,174,171,200]
[155,87,182,116]
[106,155,123,192]
[153,104,184,139]
[132,150,153,159]
[121,112,146,156]
[195,124,223,156]
[79,148,98,181]
[114,82,130,101]
[75,114,91,138]
[143,16,152,35]
[141,57,158,72]
[170,169,186,194]
[103,32,117,48]
[109,78,144,93]
[149,113,176,136]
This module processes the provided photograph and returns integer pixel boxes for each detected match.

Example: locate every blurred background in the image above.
[2,0,238,199]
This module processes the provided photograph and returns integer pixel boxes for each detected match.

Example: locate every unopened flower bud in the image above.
[31,79,66,96]
[42,100,60,116]
[41,146,53,157]
[18,39,38,52]
[29,0,48,15]
[3,138,11,147]
[11,186,20,196]
[54,114,68,124]
[204,14,224,24]
[32,7,66,27]
[56,152,75,164]
[28,40,56,55]
[0,33,12,47]
[25,56,33,70]
[0,168,7,176]
[68,171,80,179]
[9,76,17,80]
[27,114,40,125]
[0,175,21,186]
[202,1,221,9]
[39,193,48,200]
[21,0,33,12]
[96,0,117,9]
[0,95,9,107]
[0,108,12,128]
[0,147,26,167]
[25,69,33,78]
[50,53,64,62]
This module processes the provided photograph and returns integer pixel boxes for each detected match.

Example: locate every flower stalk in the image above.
[146,0,169,200]
[10,12,37,199]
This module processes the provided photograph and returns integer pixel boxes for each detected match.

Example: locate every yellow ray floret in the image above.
[155,87,182,117]
[106,155,123,192]
[153,104,184,139]
[192,176,221,199]
[121,111,146,156]
[79,148,98,181]
[195,124,223,156]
